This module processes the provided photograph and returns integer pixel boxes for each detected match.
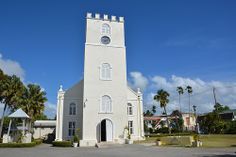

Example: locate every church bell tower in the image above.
[81,13,128,146]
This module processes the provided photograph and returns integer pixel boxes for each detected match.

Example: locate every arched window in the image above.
[127,103,133,115]
[100,63,112,80]
[101,95,112,113]
[102,23,111,34]
[69,103,76,115]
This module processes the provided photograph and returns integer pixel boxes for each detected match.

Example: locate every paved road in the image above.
[0,144,236,157]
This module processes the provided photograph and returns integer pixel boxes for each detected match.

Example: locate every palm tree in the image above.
[151,105,156,115]
[154,89,171,134]
[0,74,24,136]
[19,84,47,129]
[185,86,193,130]
[176,86,184,112]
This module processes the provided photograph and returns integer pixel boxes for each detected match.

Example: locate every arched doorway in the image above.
[100,119,113,142]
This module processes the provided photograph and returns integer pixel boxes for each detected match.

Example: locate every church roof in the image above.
[34,120,56,127]
[8,108,30,119]
[127,86,138,96]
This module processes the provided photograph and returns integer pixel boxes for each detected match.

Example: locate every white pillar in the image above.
[55,85,65,141]
[137,88,144,138]
[23,119,25,135]
[7,119,12,142]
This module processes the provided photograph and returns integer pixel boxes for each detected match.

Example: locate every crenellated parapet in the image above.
[86,12,124,22]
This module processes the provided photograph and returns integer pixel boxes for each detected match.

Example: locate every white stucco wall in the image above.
[34,120,56,139]
[81,15,128,146]
[127,87,144,140]
[62,80,84,140]
[33,127,55,139]
[182,113,196,131]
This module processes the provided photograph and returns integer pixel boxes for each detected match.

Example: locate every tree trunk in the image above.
[188,93,191,130]
[164,106,171,134]
[179,94,181,112]
[0,104,7,137]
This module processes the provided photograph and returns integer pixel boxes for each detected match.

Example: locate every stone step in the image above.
[96,142,123,148]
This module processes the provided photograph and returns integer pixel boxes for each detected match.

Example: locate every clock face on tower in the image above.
[101,36,111,45]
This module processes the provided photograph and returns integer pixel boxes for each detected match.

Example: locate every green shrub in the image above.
[0,142,37,148]
[72,135,79,143]
[52,141,72,147]
[225,121,236,134]
[33,139,43,145]
[146,132,195,138]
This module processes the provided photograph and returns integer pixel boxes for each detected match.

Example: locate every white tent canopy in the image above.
[6,108,31,142]
[8,108,30,119]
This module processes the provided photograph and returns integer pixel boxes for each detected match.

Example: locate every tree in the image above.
[185,86,193,130]
[19,84,47,123]
[171,110,183,132]
[199,112,226,134]
[0,69,6,80]
[151,105,156,115]
[225,121,236,134]
[35,114,48,120]
[176,86,184,112]
[143,107,157,133]
[213,103,230,113]
[143,110,153,117]
[154,89,171,134]
[0,73,24,136]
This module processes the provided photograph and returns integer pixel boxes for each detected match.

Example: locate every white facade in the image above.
[56,13,144,146]
[182,113,196,131]
[33,120,56,139]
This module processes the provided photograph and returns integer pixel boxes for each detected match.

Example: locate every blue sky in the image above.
[0,0,236,118]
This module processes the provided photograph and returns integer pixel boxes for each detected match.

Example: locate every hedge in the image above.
[52,141,72,147]
[33,139,43,145]
[146,132,195,138]
[0,142,37,148]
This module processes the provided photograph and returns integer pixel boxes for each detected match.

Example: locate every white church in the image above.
[55,13,145,147]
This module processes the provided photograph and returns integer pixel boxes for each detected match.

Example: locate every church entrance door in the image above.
[100,119,113,142]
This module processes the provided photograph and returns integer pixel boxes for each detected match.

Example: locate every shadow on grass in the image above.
[231,145,236,147]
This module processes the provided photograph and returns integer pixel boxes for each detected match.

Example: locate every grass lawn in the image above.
[200,134,236,148]
[135,134,236,148]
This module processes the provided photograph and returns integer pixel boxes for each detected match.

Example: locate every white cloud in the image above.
[141,73,236,115]
[151,76,172,90]
[129,72,148,92]
[44,102,57,119]
[0,53,25,81]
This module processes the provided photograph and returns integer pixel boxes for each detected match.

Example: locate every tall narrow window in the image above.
[101,95,112,113]
[68,121,75,136]
[127,103,133,115]
[128,121,134,134]
[100,63,112,80]
[102,23,111,34]
[69,103,76,115]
